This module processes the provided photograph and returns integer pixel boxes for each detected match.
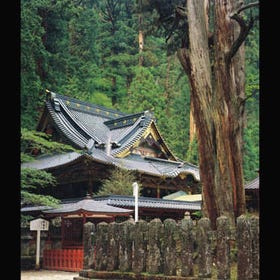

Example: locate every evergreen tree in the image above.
[21,128,78,222]
[96,166,142,196]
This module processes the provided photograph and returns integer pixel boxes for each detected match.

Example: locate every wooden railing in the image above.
[43,248,84,272]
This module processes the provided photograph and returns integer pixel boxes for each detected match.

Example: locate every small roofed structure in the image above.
[43,195,133,218]
[22,195,133,249]
[244,176,259,213]
[163,191,202,202]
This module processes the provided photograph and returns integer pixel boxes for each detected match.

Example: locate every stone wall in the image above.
[83,214,259,279]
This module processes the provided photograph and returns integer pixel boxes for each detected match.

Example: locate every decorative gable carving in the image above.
[131,133,167,159]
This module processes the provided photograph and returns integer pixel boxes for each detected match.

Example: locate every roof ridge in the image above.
[47,90,127,118]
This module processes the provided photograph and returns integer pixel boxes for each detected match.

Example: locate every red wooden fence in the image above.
[43,248,84,272]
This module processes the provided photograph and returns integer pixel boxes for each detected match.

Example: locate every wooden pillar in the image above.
[88,174,93,195]
[82,213,87,224]
[61,217,65,248]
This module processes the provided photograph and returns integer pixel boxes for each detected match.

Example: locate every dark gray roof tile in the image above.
[95,195,201,211]
[21,151,200,181]
[21,152,85,170]
[43,197,133,214]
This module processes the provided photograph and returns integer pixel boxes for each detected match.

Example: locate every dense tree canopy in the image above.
[21,0,259,188]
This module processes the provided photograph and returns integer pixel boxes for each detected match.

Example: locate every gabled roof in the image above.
[38,91,176,160]
[32,90,200,180]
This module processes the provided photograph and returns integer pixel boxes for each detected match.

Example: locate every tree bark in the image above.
[189,99,196,143]
[177,0,247,228]
[138,0,144,66]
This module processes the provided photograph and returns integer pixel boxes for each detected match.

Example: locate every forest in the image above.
[21,0,259,183]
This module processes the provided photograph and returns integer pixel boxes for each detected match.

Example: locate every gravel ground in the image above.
[21,270,79,280]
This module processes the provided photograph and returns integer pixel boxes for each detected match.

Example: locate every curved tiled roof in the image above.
[43,91,178,159]
[43,196,133,215]
[21,195,201,215]
[94,195,201,211]
[31,91,200,181]
[21,152,89,170]
[45,92,152,152]
[21,151,200,181]
[32,91,200,180]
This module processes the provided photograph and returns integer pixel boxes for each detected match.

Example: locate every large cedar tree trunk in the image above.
[177,0,247,228]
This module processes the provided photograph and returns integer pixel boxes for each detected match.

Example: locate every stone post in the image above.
[106,222,118,271]
[216,215,231,279]
[163,219,177,276]
[132,219,148,273]
[146,218,163,274]
[118,217,134,272]
[251,215,259,279]
[83,221,95,269]
[237,215,259,280]
[95,222,108,270]
[179,213,194,276]
[197,217,212,279]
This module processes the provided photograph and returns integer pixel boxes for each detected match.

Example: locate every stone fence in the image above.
[82,214,259,279]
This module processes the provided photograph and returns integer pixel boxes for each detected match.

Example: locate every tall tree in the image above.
[179,0,259,227]
[147,0,259,227]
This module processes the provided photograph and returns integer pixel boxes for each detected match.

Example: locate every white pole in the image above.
[132,182,139,222]
[35,230,41,270]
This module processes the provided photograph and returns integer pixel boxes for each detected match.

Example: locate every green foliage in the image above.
[21,168,56,190]
[88,92,113,108]
[243,121,259,182]
[124,66,164,113]
[21,0,259,184]
[186,137,199,165]
[21,168,59,207]
[191,210,202,220]
[21,128,77,160]
[96,166,142,196]
[20,127,78,213]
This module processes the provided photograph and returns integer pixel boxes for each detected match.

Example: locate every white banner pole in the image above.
[35,230,41,269]
[132,182,139,222]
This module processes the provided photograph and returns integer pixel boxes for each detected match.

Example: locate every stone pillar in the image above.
[237,215,259,280]
[132,219,148,273]
[146,218,163,274]
[106,222,118,271]
[162,219,177,276]
[95,222,108,270]
[179,213,194,277]
[216,215,231,279]
[118,217,134,272]
[83,222,95,269]
[197,217,212,279]
[251,215,259,279]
